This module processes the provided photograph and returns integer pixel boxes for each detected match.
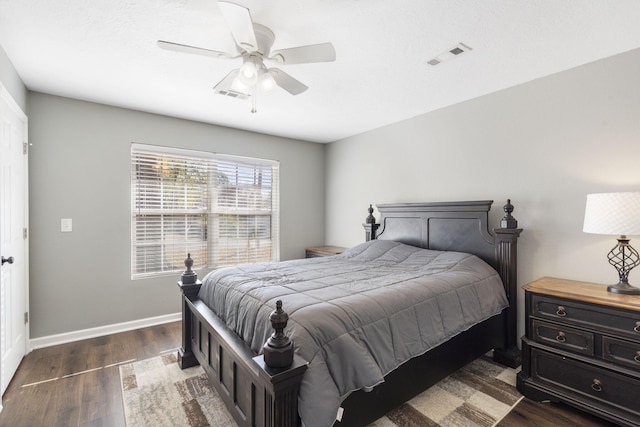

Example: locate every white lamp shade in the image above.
[583,192,640,236]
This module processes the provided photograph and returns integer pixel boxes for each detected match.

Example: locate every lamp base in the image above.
[607,281,640,295]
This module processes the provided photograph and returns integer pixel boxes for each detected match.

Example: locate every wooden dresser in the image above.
[304,246,346,258]
[517,277,640,426]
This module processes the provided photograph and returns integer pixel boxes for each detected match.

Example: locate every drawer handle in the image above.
[591,379,602,392]
[556,306,566,317]
[635,351,640,363]
[555,331,566,343]
[635,321,640,333]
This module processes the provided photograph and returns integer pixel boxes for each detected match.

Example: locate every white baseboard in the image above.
[28,312,181,351]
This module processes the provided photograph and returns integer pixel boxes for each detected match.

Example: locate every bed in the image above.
[176,200,522,427]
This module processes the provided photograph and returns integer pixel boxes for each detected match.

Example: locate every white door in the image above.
[0,83,28,396]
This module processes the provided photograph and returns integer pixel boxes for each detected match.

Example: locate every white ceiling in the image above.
[2,1,640,143]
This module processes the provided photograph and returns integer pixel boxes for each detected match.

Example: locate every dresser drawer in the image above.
[603,336,640,371]
[531,347,640,416]
[532,294,640,341]
[531,319,594,356]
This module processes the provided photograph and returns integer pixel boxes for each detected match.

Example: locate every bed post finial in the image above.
[363,204,380,241]
[181,253,198,285]
[366,204,376,224]
[263,300,294,368]
[500,199,518,229]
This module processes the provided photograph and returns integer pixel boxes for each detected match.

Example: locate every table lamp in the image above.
[583,192,640,294]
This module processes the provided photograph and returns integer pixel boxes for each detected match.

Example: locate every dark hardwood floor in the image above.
[498,398,619,426]
[0,321,181,427]
[0,322,620,426]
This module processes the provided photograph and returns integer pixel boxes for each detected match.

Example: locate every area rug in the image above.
[120,353,521,427]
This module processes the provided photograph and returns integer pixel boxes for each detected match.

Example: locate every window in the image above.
[131,143,279,279]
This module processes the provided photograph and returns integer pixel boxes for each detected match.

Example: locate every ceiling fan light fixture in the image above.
[231,76,251,94]
[238,58,259,85]
[258,70,277,94]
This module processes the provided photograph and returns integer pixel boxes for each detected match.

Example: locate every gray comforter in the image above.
[198,240,508,427]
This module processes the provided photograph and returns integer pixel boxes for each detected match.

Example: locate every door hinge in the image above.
[23,228,28,239]
[23,142,28,155]
[24,312,29,324]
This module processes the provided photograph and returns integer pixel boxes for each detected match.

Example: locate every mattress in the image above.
[198,239,508,427]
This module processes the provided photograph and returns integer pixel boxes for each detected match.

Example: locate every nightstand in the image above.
[517,277,640,426]
[305,246,346,258]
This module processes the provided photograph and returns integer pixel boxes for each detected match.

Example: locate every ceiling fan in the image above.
[157,1,336,111]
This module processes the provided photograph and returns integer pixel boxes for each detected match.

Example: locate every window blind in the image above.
[131,144,279,279]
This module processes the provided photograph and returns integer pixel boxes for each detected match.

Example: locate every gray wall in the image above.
[325,47,640,337]
[28,92,325,338]
[18,45,640,341]
[0,43,27,113]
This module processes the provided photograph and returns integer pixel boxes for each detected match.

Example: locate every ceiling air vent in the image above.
[216,89,250,100]
[427,43,472,66]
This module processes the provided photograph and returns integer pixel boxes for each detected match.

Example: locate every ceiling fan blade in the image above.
[213,69,250,99]
[269,68,308,95]
[269,42,336,64]
[218,1,258,52]
[157,40,235,59]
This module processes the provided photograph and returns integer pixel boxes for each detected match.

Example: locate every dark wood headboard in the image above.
[366,200,510,268]
[363,200,523,366]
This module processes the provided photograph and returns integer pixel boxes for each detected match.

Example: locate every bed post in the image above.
[492,200,523,368]
[177,254,202,369]
[263,300,295,368]
[363,204,380,241]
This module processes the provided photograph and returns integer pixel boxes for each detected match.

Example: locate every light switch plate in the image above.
[61,218,72,232]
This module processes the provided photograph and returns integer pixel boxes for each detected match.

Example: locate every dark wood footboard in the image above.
[178,279,308,427]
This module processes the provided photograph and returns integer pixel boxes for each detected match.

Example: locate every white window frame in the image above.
[131,143,280,279]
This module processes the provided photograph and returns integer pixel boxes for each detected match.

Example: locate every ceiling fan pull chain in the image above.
[251,85,258,113]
